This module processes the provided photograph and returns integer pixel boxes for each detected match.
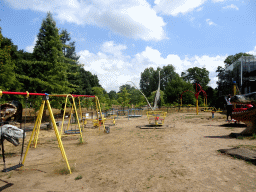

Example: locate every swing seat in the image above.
[64,130,81,134]
[2,163,23,172]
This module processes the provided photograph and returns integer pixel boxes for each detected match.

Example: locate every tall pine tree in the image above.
[59,28,101,95]
[33,12,71,94]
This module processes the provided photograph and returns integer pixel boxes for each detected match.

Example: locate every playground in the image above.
[1,110,256,192]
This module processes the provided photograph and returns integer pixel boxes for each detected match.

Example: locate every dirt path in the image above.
[0,112,256,192]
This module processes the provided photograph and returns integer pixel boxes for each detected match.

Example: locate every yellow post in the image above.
[60,95,70,137]
[71,96,83,143]
[22,100,45,165]
[233,81,237,109]
[23,96,72,174]
[95,96,106,133]
[46,99,71,174]
[33,100,45,148]
[233,81,237,96]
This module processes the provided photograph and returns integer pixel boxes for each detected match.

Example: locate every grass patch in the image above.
[147,175,154,181]
[237,136,244,140]
[230,144,256,151]
[75,175,82,180]
[55,166,75,175]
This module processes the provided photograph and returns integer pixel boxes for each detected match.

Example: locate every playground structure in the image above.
[146,111,167,126]
[83,111,116,127]
[127,108,143,119]
[180,83,207,115]
[76,96,114,129]
[0,90,107,174]
[230,92,256,136]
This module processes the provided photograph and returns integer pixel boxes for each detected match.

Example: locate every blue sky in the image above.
[1,0,256,92]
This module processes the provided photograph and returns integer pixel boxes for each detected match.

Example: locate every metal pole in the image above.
[241,55,243,90]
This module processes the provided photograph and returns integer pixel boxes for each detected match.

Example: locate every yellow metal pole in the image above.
[60,95,70,137]
[22,100,45,165]
[68,101,74,131]
[71,96,83,143]
[33,100,45,148]
[95,96,106,132]
[233,81,237,109]
[78,97,83,131]
[46,99,71,174]
[78,97,82,120]
[233,81,237,96]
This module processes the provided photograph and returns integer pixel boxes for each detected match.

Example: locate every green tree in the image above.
[140,67,158,97]
[164,76,194,105]
[108,90,118,100]
[160,64,179,90]
[224,52,252,67]
[0,30,19,91]
[32,12,70,94]
[119,84,133,93]
[149,90,165,107]
[140,65,179,98]
[92,87,106,103]
[60,29,80,61]
[117,88,131,108]
[181,67,210,90]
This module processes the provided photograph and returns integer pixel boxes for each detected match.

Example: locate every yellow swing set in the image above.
[59,94,83,139]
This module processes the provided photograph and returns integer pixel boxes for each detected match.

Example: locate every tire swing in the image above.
[0,91,27,172]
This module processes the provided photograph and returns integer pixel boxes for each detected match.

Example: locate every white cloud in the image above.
[78,42,226,91]
[223,4,239,10]
[101,41,127,57]
[5,0,166,41]
[196,7,203,12]
[154,0,207,16]
[206,19,216,26]
[25,36,37,53]
[247,46,256,55]
[78,41,139,92]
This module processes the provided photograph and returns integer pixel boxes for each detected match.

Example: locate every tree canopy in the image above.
[224,52,252,66]
[181,67,210,90]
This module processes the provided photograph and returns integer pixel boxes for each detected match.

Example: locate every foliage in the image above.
[140,64,180,103]
[117,88,131,108]
[161,65,179,90]
[181,67,210,90]
[32,12,71,94]
[0,30,20,91]
[224,52,252,66]
[140,67,159,97]
[164,76,195,105]
[75,175,83,180]
[92,87,106,103]
[108,90,118,100]
[149,90,165,107]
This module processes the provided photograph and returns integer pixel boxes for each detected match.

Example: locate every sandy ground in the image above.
[0,111,256,192]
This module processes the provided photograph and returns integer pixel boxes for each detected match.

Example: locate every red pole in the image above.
[0,91,95,98]
[1,91,46,96]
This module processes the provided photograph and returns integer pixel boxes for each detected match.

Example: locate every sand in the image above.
[0,112,256,192]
